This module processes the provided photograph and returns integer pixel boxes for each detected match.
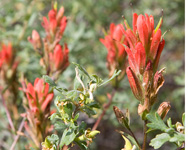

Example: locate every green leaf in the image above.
[146,113,168,132]
[91,74,103,85]
[127,135,140,150]
[146,128,155,133]
[72,62,91,80]
[169,132,185,143]
[63,103,73,120]
[60,128,77,148]
[73,113,80,121]
[79,121,87,134]
[164,128,175,134]
[98,70,121,87]
[167,118,173,128]
[182,113,185,126]
[43,75,56,87]
[47,134,59,146]
[74,140,88,150]
[122,135,132,150]
[66,90,80,100]
[82,106,96,116]
[87,101,100,108]
[74,76,81,90]
[54,121,67,131]
[42,134,59,150]
[150,133,170,149]
[49,113,61,121]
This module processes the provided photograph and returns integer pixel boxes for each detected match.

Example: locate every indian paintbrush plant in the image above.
[112,13,185,150]
[28,4,69,80]
[0,2,185,150]
[0,43,19,129]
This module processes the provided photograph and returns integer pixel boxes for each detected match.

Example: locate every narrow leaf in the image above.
[98,70,121,87]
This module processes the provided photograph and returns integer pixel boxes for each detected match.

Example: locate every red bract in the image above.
[126,67,143,101]
[26,78,54,114]
[100,23,128,83]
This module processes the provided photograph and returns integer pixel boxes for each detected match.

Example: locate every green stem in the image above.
[142,120,147,150]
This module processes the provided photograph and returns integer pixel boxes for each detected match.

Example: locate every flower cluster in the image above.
[22,78,54,148]
[100,23,128,86]
[26,78,54,116]
[121,13,165,116]
[28,6,69,77]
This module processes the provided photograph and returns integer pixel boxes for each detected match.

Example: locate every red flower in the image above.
[28,30,42,51]
[29,6,69,76]
[121,13,165,112]
[0,43,12,68]
[122,13,164,73]
[49,44,69,72]
[26,78,54,114]
[42,7,67,36]
[100,23,128,82]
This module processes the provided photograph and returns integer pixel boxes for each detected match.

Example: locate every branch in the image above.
[142,120,148,150]
[10,118,25,150]
[92,89,116,131]
[0,93,16,133]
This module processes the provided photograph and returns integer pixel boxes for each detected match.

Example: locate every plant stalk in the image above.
[142,120,147,150]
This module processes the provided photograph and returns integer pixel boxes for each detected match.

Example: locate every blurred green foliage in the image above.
[0,0,184,149]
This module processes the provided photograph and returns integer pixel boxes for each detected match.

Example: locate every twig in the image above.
[10,118,25,150]
[0,93,16,133]
[127,126,142,150]
[142,120,148,150]
[92,89,116,131]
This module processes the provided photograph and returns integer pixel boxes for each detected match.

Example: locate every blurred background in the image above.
[0,0,184,149]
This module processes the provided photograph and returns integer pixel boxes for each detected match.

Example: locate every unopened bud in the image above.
[79,93,85,100]
[153,68,165,95]
[28,30,42,51]
[138,104,148,120]
[87,130,100,138]
[157,102,171,119]
[32,30,40,42]
[76,130,100,141]
[176,122,184,133]
[89,83,97,93]
[113,106,126,125]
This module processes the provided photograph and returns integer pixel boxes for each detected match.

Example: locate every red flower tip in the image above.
[133,13,138,34]
[153,39,165,70]
[149,29,162,61]
[137,14,149,47]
